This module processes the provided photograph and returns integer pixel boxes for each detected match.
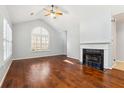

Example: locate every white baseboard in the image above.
[67,56,80,60]
[12,54,66,61]
[116,60,124,62]
[106,67,112,69]
[0,61,12,87]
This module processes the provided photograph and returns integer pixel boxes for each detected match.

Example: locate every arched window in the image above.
[32,27,49,51]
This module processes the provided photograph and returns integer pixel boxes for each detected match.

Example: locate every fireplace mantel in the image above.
[80,41,111,45]
[80,43,112,69]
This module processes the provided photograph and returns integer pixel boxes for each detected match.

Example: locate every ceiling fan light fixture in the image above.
[50,12,56,19]
[43,5,63,19]
[30,12,34,16]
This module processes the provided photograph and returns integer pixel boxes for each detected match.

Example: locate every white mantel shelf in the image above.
[80,41,111,45]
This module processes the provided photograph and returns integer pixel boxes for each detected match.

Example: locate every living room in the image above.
[0,4,124,90]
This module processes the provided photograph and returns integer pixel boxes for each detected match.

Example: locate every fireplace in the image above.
[83,49,104,70]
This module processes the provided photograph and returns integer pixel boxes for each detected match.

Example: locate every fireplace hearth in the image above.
[83,49,104,70]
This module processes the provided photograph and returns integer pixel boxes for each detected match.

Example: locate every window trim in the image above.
[3,18,12,61]
[31,27,50,52]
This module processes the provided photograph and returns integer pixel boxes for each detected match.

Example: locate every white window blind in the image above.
[32,27,49,51]
[3,19,12,61]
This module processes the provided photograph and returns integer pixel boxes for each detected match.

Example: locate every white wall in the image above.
[62,31,67,55]
[66,6,113,61]
[80,6,112,43]
[67,6,112,62]
[116,22,124,61]
[13,19,66,59]
[0,6,12,87]
[67,22,80,60]
[78,6,113,67]
[64,6,124,67]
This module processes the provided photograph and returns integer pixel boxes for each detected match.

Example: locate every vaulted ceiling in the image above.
[6,5,124,31]
[6,5,79,32]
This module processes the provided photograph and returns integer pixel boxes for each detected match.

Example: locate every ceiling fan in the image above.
[42,5,63,19]
[30,5,67,19]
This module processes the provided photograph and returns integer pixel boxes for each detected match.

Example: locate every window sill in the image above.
[32,49,50,52]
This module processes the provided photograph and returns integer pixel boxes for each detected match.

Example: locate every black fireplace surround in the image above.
[83,49,104,70]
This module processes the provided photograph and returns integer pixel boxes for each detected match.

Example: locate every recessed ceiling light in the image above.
[30,12,34,16]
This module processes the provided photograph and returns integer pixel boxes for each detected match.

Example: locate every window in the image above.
[3,19,12,61]
[32,27,49,51]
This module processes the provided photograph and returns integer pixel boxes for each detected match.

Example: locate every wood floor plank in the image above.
[2,55,124,88]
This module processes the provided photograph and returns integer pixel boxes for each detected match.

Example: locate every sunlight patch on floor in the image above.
[64,60,74,64]
[113,61,124,71]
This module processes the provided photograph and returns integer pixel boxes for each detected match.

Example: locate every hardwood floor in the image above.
[2,55,124,88]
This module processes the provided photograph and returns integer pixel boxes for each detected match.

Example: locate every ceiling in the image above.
[6,5,79,32]
[7,5,47,24]
[8,6,110,32]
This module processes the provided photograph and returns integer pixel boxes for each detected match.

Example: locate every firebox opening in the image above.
[83,49,104,70]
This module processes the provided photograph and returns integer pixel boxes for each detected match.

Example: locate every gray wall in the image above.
[80,6,112,43]
[67,6,112,61]
[67,22,80,60]
[13,19,66,60]
[79,6,112,67]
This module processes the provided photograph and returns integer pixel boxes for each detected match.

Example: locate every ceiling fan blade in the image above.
[56,12,63,15]
[55,6,68,14]
[44,13,50,16]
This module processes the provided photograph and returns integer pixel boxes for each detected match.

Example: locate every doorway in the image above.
[112,13,124,71]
